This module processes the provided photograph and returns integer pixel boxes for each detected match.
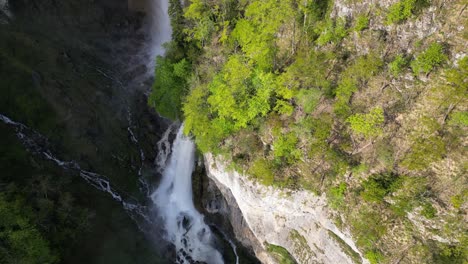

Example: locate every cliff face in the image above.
[205,154,365,264]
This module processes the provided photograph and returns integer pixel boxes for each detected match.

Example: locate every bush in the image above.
[328,183,347,209]
[386,0,417,24]
[296,89,322,113]
[365,250,384,264]
[450,194,464,209]
[402,135,446,170]
[316,17,348,46]
[354,14,369,31]
[449,111,468,127]
[273,133,301,164]
[360,173,400,203]
[347,107,385,138]
[411,43,447,75]
[390,176,428,216]
[266,243,297,264]
[388,54,408,77]
[248,158,275,185]
[421,202,437,218]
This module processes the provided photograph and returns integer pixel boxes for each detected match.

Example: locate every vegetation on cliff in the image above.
[150,0,467,263]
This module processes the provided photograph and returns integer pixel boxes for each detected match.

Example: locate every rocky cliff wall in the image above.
[205,154,367,264]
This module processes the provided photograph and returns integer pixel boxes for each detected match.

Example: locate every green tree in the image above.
[0,195,58,264]
[354,14,369,32]
[347,107,385,138]
[386,0,422,24]
[411,43,447,75]
[273,132,301,164]
[388,54,408,77]
[328,183,347,209]
[149,57,190,120]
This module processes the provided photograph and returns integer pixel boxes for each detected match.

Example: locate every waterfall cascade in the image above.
[151,126,224,264]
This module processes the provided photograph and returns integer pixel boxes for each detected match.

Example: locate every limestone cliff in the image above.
[205,154,367,264]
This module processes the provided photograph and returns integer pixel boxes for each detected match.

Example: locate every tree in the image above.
[347,107,385,139]
[148,57,190,120]
[411,43,447,75]
[0,195,58,264]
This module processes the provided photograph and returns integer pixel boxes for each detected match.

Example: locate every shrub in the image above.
[450,194,464,209]
[421,202,437,218]
[328,183,347,209]
[350,208,387,250]
[411,43,447,75]
[388,54,408,77]
[386,0,417,24]
[449,111,468,127]
[360,174,400,203]
[347,107,385,138]
[149,57,190,120]
[248,158,275,185]
[354,14,369,31]
[365,250,384,264]
[316,17,348,46]
[273,133,301,164]
[390,176,428,216]
[266,243,297,264]
[296,89,321,113]
[402,135,446,170]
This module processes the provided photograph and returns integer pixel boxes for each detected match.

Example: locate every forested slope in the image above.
[150,0,467,263]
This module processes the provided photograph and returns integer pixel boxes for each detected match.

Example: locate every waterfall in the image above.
[144,0,172,70]
[151,126,224,264]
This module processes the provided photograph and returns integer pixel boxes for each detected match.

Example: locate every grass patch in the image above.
[327,230,361,264]
[266,243,298,264]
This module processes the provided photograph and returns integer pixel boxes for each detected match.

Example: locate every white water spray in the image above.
[151,126,224,264]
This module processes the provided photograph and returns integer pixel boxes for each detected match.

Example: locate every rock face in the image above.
[204,154,367,264]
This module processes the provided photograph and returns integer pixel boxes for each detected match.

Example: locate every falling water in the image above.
[151,126,224,264]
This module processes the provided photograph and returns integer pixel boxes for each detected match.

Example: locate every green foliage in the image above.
[266,243,297,264]
[207,56,274,129]
[273,132,301,164]
[328,183,347,209]
[411,43,447,75]
[231,0,295,70]
[296,89,322,113]
[402,135,446,170]
[449,111,468,127]
[386,0,419,24]
[447,57,468,92]
[354,14,369,31]
[388,54,408,77]
[183,0,216,46]
[450,194,464,209]
[347,107,385,138]
[421,202,437,219]
[183,85,224,152]
[390,176,429,216]
[334,54,383,117]
[149,57,190,120]
[248,158,275,185]
[350,208,387,250]
[316,17,348,46]
[274,99,295,116]
[365,250,384,264]
[360,173,400,203]
[432,238,468,264]
[0,195,58,264]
